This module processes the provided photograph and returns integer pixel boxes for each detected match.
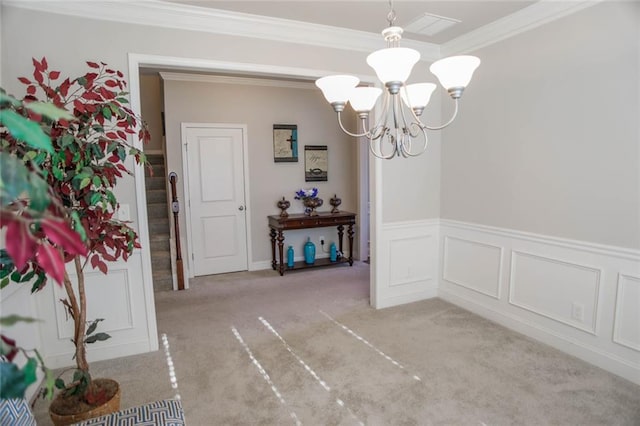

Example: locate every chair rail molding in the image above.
[439,219,640,386]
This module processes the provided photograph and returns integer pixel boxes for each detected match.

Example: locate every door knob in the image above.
[239,206,244,211]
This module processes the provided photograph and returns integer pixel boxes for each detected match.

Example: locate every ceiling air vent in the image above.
[403,13,460,36]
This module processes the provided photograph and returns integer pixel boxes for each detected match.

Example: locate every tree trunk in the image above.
[62,256,89,373]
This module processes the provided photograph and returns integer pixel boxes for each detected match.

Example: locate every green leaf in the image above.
[89,192,101,206]
[55,378,66,390]
[59,133,75,148]
[0,109,53,153]
[28,173,51,212]
[10,271,22,282]
[25,102,73,120]
[52,165,64,180]
[70,211,87,242]
[85,318,103,336]
[85,332,110,344]
[0,315,39,327]
[31,272,46,293]
[0,362,30,399]
[79,177,91,189]
[23,358,37,385]
[1,277,9,289]
[0,152,30,204]
[101,106,112,120]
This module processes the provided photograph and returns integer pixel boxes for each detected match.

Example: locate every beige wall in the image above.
[163,78,357,263]
[440,1,640,249]
[139,74,164,152]
[1,5,371,236]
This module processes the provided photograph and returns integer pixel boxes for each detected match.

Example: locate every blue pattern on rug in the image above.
[0,399,36,426]
[73,399,185,426]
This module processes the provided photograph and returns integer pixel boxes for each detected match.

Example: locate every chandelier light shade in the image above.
[315,75,359,106]
[349,87,383,113]
[366,47,420,85]
[315,3,480,159]
[429,55,481,96]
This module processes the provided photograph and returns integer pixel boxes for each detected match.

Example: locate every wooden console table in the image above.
[268,211,356,275]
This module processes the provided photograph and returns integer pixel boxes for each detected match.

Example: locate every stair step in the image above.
[146,154,165,165]
[145,176,166,190]
[153,275,173,292]
[145,163,166,178]
[147,203,168,219]
[150,236,170,252]
[149,217,170,234]
[146,189,167,204]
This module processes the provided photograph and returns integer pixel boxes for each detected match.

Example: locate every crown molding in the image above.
[6,0,602,62]
[3,0,441,62]
[159,72,316,90]
[441,0,604,56]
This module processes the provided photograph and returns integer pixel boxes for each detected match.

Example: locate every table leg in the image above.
[337,225,344,260]
[270,228,277,270]
[277,230,285,276]
[347,224,354,266]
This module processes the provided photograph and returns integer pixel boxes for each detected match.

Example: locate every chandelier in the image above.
[315,4,480,159]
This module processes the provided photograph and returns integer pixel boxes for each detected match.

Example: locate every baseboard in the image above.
[376,285,439,309]
[439,288,640,385]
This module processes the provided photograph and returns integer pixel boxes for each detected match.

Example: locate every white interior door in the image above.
[184,124,248,276]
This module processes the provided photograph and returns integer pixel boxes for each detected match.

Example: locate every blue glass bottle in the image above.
[330,242,337,262]
[304,237,315,264]
[287,245,294,268]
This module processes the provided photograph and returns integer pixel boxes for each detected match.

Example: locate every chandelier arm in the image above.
[337,112,369,138]
[422,99,460,131]
[368,135,396,160]
[398,96,422,139]
[402,125,429,157]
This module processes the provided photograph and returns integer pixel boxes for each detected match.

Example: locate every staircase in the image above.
[145,154,173,292]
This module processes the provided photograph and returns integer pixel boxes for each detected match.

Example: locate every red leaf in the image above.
[18,77,31,85]
[74,99,86,113]
[105,132,118,139]
[99,87,115,100]
[41,57,48,70]
[59,78,71,97]
[36,244,65,285]
[104,80,118,87]
[86,61,100,69]
[117,70,123,78]
[32,57,43,72]
[49,70,60,80]
[5,221,37,269]
[27,85,36,95]
[91,254,100,269]
[97,260,108,275]
[41,220,87,256]
[34,69,43,84]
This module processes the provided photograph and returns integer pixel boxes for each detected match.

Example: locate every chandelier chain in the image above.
[386,0,397,27]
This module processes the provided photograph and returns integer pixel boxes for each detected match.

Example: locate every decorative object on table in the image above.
[329,194,342,213]
[295,188,323,216]
[277,197,291,217]
[304,145,328,182]
[273,124,298,162]
[314,2,480,160]
[287,246,295,268]
[304,237,316,265]
[330,242,338,262]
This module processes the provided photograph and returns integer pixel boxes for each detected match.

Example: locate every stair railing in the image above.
[168,172,185,290]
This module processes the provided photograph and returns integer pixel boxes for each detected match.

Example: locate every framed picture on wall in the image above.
[273,124,298,162]
[305,145,328,182]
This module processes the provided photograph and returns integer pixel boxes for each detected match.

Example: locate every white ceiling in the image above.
[166,1,536,44]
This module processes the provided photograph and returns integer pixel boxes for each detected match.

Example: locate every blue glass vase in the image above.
[330,242,337,262]
[304,237,315,264]
[287,245,294,267]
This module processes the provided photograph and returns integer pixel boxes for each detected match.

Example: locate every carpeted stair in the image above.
[145,154,173,292]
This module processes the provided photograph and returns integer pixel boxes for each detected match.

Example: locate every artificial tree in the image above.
[0,57,150,412]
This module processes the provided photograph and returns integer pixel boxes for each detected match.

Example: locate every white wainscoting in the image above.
[373,220,439,309]
[439,220,640,385]
[35,252,158,369]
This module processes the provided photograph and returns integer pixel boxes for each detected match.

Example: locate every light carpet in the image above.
[33,262,640,425]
